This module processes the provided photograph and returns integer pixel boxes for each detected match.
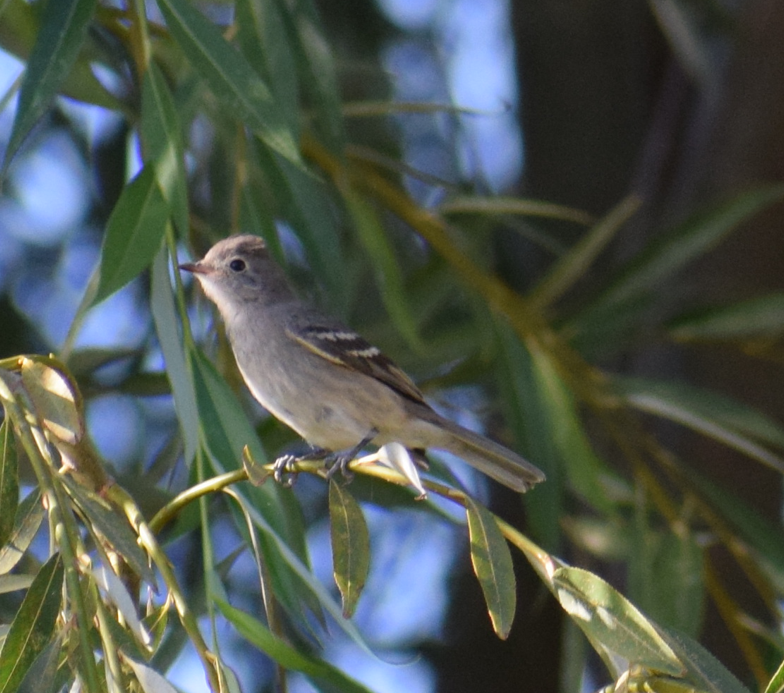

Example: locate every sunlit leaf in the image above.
[765,657,784,693]
[0,491,44,575]
[670,292,784,342]
[216,599,373,693]
[0,575,33,594]
[615,375,784,473]
[329,481,370,618]
[4,0,97,168]
[439,195,595,225]
[94,164,169,305]
[0,420,18,549]
[0,553,64,693]
[553,566,684,676]
[61,477,156,586]
[19,357,82,444]
[157,0,303,169]
[466,498,516,639]
[92,565,152,650]
[125,656,179,693]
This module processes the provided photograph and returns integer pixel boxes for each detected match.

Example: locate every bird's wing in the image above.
[285,322,427,405]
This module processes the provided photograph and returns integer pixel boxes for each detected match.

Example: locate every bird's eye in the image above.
[229,259,246,272]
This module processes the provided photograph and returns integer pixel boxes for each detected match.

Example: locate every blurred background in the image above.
[1,1,784,692]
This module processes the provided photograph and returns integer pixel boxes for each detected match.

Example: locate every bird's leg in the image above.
[325,429,379,482]
[272,444,330,487]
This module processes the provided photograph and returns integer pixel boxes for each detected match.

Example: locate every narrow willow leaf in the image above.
[552,566,684,676]
[62,477,155,586]
[439,195,595,225]
[16,634,64,693]
[216,599,373,693]
[151,249,199,465]
[530,194,640,309]
[494,324,562,549]
[465,498,516,639]
[19,358,83,444]
[629,528,704,639]
[329,481,370,618]
[579,185,784,323]
[0,420,18,549]
[0,575,33,594]
[0,553,64,693]
[670,292,784,342]
[0,491,44,575]
[282,0,344,148]
[341,183,421,348]
[157,0,303,169]
[235,0,299,127]
[141,64,189,235]
[92,565,153,649]
[657,626,751,693]
[4,0,97,167]
[615,375,784,473]
[94,164,169,305]
[124,657,178,693]
[765,657,784,693]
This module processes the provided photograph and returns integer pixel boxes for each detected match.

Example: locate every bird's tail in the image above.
[432,415,546,493]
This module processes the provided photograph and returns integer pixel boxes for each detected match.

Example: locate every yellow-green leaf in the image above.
[329,480,370,618]
[0,420,18,549]
[0,553,64,693]
[465,497,516,639]
[553,566,684,676]
[20,358,82,444]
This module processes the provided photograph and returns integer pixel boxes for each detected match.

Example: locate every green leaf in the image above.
[576,185,784,329]
[157,0,303,169]
[216,599,373,693]
[235,0,299,128]
[4,0,97,167]
[19,358,83,445]
[465,498,516,639]
[341,183,421,348]
[0,553,64,693]
[251,141,348,311]
[141,63,190,236]
[0,420,18,550]
[657,626,752,693]
[765,656,784,693]
[552,566,684,677]
[628,527,704,639]
[151,249,199,465]
[282,0,344,149]
[61,476,156,586]
[329,481,370,618]
[670,292,784,342]
[94,164,169,305]
[0,491,44,575]
[495,324,562,550]
[0,575,34,594]
[16,634,65,693]
[614,375,784,473]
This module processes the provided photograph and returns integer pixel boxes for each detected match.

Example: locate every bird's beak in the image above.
[179,261,210,275]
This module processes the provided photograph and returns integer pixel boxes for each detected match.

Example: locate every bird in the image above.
[179,234,545,492]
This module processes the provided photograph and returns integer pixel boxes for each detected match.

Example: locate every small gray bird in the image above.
[180,234,545,492]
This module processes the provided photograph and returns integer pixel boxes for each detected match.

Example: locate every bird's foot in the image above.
[272,454,300,487]
[324,429,378,484]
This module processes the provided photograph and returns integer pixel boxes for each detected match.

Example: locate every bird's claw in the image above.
[325,453,355,483]
[272,454,299,487]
